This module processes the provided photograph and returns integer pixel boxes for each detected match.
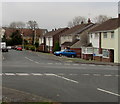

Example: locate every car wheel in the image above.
[59,54,62,57]
[71,55,75,58]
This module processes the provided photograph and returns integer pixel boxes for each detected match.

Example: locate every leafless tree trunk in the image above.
[27,20,38,45]
[94,15,111,24]
[68,16,87,28]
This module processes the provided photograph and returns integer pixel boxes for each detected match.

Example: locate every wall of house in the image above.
[114,28,120,63]
[0,28,5,38]
[46,37,53,47]
[101,31,115,49]
[89,33,99,48]
[60,35,73,45]
[39,37,44,45]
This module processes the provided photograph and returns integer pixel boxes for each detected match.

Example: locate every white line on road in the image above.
[104,75,112,77]
[31,73,43,76]
[16,73,29,76]
[4,73,16,76]
[54,74,79,84]
[82,74,90,76]
[93,74,101,76]
[44,73,56,76]
[34,61,39,64]
[25,57,34,62]
[97,88,120,97]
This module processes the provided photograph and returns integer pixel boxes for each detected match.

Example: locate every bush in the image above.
[24,45,35,51]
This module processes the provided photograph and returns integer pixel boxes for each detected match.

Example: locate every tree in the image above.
[9,21,25,28]
[27,21,38,30]
[68,16,87,28]
[10,30,22,45]
[27,20,38,45]
[53,41,61,52]
[94,15,111,24]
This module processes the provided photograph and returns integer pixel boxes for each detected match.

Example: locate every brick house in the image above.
[39,28,69,53]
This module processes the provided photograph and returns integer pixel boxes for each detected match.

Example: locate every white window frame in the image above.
[111,32,114,38]
[102,49,109,58]
[103,32,107,38]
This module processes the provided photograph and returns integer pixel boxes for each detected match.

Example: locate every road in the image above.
[2,50,119,102]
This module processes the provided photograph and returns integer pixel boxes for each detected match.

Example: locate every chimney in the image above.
[88,18,91,23]
[81,21,84,24]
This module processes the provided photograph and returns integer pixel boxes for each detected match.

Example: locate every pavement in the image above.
[31,51,120,66]
[2,50,119,103]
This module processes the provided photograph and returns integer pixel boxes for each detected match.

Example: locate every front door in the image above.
[109,49,114,62]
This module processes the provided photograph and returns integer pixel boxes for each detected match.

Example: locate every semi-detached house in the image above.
[40,28,68,53]
[83,17,120,63]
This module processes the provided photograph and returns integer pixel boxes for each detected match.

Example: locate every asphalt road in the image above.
[2,50,119,102]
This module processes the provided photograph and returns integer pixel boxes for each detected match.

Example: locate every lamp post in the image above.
[21,33,24,50]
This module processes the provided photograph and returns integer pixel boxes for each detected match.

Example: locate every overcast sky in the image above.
[2,2,118,30]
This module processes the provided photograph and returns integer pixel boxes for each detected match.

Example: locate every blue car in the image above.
[54,49,77,58]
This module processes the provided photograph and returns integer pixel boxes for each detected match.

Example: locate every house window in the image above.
[95,33,98,39]
[90,34,93,38]
[103,32,107,38]
[111,32,114,38]
[102,49,109,58]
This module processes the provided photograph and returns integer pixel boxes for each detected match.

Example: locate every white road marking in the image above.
[82,74,90,76]
[16,73,29,76]
[44,73,56,76]
[115,75,119,77]
[97,88,120,97]
[31,73,43,76]
[4,73,16,76]
[104,75,112,77]
[93,74,101,76]
[35,61,39,64]
[69,74,77,76]
[54,74,79,84]
[25,57,34,62]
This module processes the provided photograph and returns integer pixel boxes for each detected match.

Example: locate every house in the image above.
[60,20,94,50]
[70,23,96,58]
[0,28,5,39]
[83,17,120,63]
[41,28,68,53]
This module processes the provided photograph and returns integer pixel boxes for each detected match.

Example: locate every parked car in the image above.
[16,47,22,51]
[7,46,12,50]
[54,49,77,58]
[2,47,8,52]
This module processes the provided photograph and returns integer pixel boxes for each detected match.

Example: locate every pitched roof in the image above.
[45,28,69,37]
[70,41,82,48]
[89,18,119,33]
[61,39,79,47]
[4,28,46,38]
[60,23,94,36]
